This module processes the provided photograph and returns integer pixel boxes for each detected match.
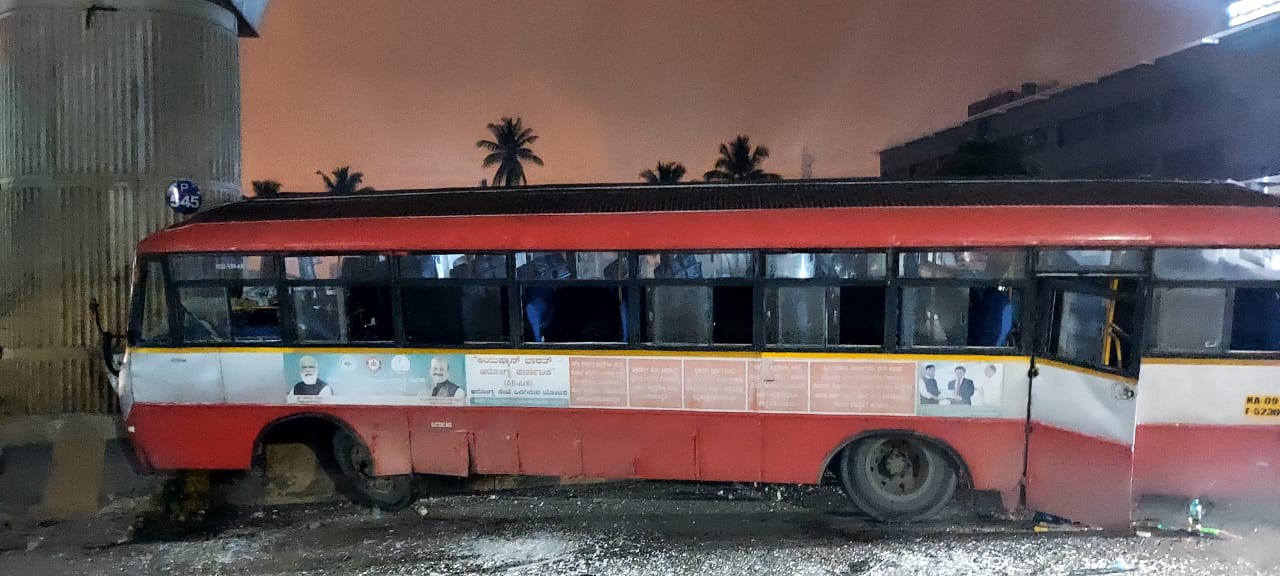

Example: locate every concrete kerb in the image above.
[0,414,620,524]
[0,415,152,521]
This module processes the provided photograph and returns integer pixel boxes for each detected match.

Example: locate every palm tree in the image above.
[476,117,543,187]
[250,179,282,199]
[316,166,374,195]
[640,161,687,184]
[703,135,781,182]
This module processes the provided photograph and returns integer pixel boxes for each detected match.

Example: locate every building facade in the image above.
[879,13,1280,190]
[0,0,267,414]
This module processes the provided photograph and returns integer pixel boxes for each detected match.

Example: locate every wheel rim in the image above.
[863,438,931,502]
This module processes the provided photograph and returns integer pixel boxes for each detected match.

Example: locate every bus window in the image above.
[644,286,712,344]
[1150,288,1227,353]
[840,286,887,345]
[292,287,342,341]
[522,286,625,343]
[137,261,171,344]
[171,254,277,281]
[1231,288,1280,351]
[1154,249,1280,281]
[401,254,508,279]
[639,252,754,279]
[766,286,885,346]
[899,286,1019,348]
[230,285,281,341]
[1037,249,1144,273]
[765,252,887,280]
[899,250,1025,280]
[286,255,389,281]
[713,286,753,344]
[514,252,627,343]
[1054,292,1112,368]
[767,286,830,345]
[515,252,574,280]
[1041,282,1140,374]
[178,286,230,342]
[291,286,393,343]
[575,252,628,279]
[403,286,509,344]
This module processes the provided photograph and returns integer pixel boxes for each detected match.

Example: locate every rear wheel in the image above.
[332,430,416,511]
[838,436,957,521]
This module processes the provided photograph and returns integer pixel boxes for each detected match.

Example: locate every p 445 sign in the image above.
[167,180,202,215]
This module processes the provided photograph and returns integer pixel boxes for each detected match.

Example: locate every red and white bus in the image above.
[114,180,1280,528]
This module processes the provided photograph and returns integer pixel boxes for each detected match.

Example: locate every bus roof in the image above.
[191,179,1278,223]
[140,180,1280,253]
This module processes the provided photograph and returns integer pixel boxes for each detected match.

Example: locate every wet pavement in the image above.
[1,481,1277,576]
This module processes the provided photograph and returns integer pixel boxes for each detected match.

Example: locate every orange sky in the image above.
[240,0,1223,192]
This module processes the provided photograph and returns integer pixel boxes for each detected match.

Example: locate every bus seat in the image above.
[524,287,555,342]
[970,287,1013,347]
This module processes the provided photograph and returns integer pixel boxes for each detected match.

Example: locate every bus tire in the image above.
[837,435,957,522]
[332,430,416,511]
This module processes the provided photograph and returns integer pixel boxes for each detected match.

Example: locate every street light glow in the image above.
[1228,0,1280,26]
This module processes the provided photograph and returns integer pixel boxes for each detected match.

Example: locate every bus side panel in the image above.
[1026,423,1134,526]
[1135,363,1280,500]
[924,419,1026,503]
[1134,424,1280,498]
[757,416,1026,497]
[409,425,471,477]
[128,404,259,469]
[127,404,413,474]
[695,414,763,482]
[579,411,698,480]
[515,411,583,477]
[338,408,413,475]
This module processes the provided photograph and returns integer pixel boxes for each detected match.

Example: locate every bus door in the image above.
[1026,276,1143,529]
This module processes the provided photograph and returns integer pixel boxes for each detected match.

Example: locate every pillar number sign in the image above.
[167,180,202,215]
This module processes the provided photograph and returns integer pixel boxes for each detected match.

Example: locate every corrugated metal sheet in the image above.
[0,1,241,414]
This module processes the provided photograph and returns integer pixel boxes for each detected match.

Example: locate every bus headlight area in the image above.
[114,180,1280,529]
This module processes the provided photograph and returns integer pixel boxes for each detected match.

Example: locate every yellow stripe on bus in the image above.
[1034,358,1138,385]
[1143,357,1280,366]
[131,346,1026,364]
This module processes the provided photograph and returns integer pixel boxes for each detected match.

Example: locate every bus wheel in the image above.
[838,436,957,522]
[332,430,416,511]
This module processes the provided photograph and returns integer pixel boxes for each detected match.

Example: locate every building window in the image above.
[1102,100,1157,134]
[1015,128,1048,152]
[1160,144,1225,180]
[1056,114,1100,147]
[1161,83,1218,122]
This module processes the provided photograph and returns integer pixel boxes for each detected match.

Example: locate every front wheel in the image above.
[332,430,416,511]
[838,436,957,522]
